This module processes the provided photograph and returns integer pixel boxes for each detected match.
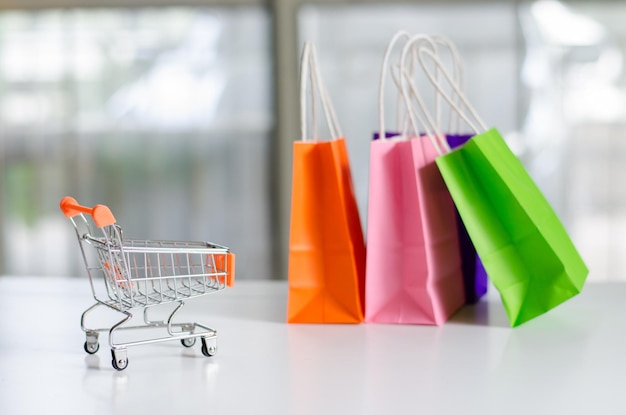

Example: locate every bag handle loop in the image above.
[428,36,465,134]
[397,34,450,154]
[378,30,411,141]
[300,42,342,142]
[417,46,488,138]
[379,32,444,141]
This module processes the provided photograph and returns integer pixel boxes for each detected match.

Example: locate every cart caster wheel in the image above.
[111,350,128,371]
[112,358,128,371]
[84,341,100,354]
[201,337,217,357]
[181,337,196,348]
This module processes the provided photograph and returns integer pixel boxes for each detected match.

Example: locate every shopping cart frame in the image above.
[61,197,234,370]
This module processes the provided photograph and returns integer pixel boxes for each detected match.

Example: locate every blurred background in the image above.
[0,0,624,281]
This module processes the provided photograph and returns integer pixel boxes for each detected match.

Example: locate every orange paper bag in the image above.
[287,42,365,323]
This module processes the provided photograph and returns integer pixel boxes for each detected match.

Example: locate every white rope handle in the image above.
[312,45,343,139]
[398,34,449,155]
[378,31,444,141]
[395,40,439,139]
[389,47,442,139]
[393,35,467,141]
[300,42,342,142]
[300,43,316,141]
[417,46,488,138]
[430,36,465,134]
[378,30,412,141]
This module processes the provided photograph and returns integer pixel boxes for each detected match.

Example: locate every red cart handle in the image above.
[60,196,116,228]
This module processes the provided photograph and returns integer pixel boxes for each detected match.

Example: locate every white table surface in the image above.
[0,276,624,415]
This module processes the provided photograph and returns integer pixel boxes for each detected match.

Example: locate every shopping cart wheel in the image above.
[84,341,100,354]
[201,337,217,357]
[84,331,99,354]
[111,349,129,371]
[181,337,196,348]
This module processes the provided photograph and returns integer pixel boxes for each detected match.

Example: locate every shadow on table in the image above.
[448,297,511,328]
[225,301,287,323]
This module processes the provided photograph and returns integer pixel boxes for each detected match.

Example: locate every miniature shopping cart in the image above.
[60,196,235,370]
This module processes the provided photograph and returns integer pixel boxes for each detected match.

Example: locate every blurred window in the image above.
[2,1,626,282]
[0,7,274,279]
[519,1,626,280]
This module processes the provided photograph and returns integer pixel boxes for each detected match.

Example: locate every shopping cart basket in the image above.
[60,196,235,370]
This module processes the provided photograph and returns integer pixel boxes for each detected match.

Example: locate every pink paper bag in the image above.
[365,134,465,325]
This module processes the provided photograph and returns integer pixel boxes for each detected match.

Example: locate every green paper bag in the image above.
[403,44,589,327]
[435,127,588,326]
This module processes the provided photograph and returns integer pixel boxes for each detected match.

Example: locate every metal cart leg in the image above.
[109,310,133,370]
[81,303,103,354]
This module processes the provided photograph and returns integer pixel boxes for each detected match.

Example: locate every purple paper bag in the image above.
[373,131,401,140]
[447,134,488,304]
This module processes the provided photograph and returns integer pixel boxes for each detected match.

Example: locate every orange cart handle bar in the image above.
[60,196,116,228]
